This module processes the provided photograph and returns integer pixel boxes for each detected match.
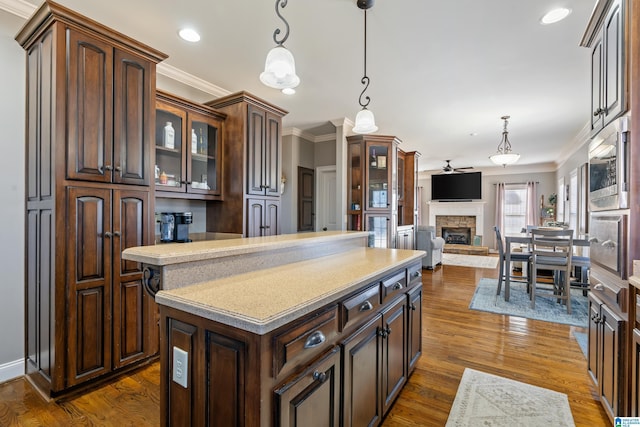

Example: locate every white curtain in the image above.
[495,183,505,249]
[526,181,538,227]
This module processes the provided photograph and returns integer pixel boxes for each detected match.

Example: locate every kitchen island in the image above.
[123,231,425,426]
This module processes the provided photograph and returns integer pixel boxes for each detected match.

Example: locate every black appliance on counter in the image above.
[160,212,193,243]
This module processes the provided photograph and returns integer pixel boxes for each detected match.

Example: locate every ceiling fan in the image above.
[441,160,474,174]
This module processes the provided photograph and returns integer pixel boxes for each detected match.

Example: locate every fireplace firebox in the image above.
[442,227,471,245]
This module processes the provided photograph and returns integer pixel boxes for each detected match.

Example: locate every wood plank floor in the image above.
[0,264,609,426]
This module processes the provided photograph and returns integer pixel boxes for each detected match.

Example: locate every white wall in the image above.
[0,10,26,381]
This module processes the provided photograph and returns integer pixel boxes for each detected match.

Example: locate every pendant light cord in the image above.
[358,9,371,109]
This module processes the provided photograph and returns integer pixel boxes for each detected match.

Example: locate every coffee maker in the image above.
[159,212,193,243]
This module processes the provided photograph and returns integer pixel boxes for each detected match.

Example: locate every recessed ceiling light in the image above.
[282,87,296,95]
[540,7,572,25]
[178,28,201,42]
[469,132,478,137]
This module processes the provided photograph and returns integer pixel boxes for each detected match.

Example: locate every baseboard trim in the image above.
[0,358,24,384]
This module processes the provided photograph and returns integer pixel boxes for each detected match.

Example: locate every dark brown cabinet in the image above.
[583,0,627,136]
[347,135,400,248]
[205,92,287,236]
[588,291,626,421]
[17,0,165,395]
[159,261,423,426]
[246,197,280,237]
[274,346,341,427]
[155,91,225,200]
[66,28,153,186]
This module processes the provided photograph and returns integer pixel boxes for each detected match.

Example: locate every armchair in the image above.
[416,225,445,269]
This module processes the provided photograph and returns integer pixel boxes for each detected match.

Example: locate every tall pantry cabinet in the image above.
[16,1,167,395]
[205,92,287,237]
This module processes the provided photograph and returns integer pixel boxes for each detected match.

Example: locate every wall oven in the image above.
[588,116,630,211]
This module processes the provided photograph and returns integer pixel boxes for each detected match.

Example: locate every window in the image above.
[502,184,528,236]
[557,177,565,222]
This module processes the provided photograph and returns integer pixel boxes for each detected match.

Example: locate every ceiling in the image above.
[5,0,596,172]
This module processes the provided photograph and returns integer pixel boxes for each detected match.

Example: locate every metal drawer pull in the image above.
[392,282,403,290]
[593,283,604,291]
[359,301,373,312]
[588,237,599,243]
[413,271,422,278]
[601,239,616,248]
[312,370,327,383]
[304,331,326,349]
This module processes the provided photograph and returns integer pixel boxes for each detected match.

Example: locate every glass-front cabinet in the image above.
[347,134,399,247]
[155,90,225,200]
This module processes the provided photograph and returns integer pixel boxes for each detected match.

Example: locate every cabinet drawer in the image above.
[407,262,422,285]
[273,305,339,377]
[382,270,407,303]
[341,283,381,331]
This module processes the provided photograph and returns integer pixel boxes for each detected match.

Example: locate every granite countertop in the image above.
[155,247,424,335]
[123,230,369,266]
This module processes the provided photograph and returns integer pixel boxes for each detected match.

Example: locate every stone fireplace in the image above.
[428,201,486,243]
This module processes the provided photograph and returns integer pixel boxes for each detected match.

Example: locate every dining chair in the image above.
[570,238,590,296]
[530,228,574,313]
[494,226,531,300]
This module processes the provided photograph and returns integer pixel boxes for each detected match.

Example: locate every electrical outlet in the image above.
[172,346,188,388]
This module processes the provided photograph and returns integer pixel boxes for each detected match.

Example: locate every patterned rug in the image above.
[446,368,575,426]
[469,278,588,328]
[442,253,499,269]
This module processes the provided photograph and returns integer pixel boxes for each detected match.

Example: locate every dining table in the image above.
[503,232,590,302]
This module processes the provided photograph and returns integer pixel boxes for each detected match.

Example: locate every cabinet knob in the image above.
[104,231,113,238]
[359,300,373,312]
[113,231,121,237]
[411,303,417,311]
[378,328,388,338]
[104,165,113,171]
[304,331,326,349]
[385,326,391,336]
[593,107,604,116]
[312,370,327,383]
[114,166,122,172]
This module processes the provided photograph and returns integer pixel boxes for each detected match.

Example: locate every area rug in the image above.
[445,368,575,426]
[442,253,499,269]
[572,331,588,359]
[469,278,588,328]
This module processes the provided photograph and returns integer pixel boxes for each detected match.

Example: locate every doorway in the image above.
[297,167,315,231]
[315,166,337,231]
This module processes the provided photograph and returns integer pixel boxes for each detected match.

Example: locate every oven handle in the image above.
[601,239,617,249]
[621,130,629,192]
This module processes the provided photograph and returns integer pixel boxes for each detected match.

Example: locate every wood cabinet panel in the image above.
[600,302,625,419]
[274,346,341,427]
[166,319,197,427]
[342,314,383,427]
[632,328,640,416]
[66,28,114,183]
[247,105,265,196]
[407,285,422,374]
[113,49,152,185]
[381,297,407,413]
[265,112,281,196]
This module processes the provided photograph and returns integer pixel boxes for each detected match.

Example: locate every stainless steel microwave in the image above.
[588,116,629,211]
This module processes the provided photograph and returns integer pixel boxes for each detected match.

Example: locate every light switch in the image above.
[172,346,188,388]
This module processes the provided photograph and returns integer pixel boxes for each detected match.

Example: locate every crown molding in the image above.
[156,63,230,99]
[556,120,590,168]
[0,0,36,19]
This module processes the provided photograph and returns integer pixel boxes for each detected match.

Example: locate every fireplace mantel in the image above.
[427,201,486,236]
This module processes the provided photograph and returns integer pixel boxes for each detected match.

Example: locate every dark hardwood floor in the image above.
[0,263,609,426]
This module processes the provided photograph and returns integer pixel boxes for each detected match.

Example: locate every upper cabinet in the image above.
[155,91,226,200]
[582,0,628,136]
[247,104,281,197]
[64,28,155,185]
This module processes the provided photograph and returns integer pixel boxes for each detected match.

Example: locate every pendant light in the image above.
[260,0,300,90]
[353,0,378,134]
[489,115,520,166]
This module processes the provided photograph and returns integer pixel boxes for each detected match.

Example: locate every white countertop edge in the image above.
[630,275,640,288]
[123,231,370,265]
[155,252,424,335]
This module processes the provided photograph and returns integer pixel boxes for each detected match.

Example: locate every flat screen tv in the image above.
[431,172,482,201]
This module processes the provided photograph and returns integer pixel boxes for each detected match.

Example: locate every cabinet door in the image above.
[264,111,281,196]
[588,294,600,385]
[274,346,341,427]
[632,329,640,416]
[264,199,280,236]
[342,314,383,427]
[599,302,625,420]
[407,285,422,374]
[602,0,625,127]
[365,213,391,248]
[590,31,604,134]
[381,297,407,414]
[112,189,155,368]
[247,105,265,195]
[187,111,223,197]
[66,29,114,183]
[246,198,264,238]
[156,101,186,193]
[365,141,391,211]
[113,49,152,186]
[66,186,112,385]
